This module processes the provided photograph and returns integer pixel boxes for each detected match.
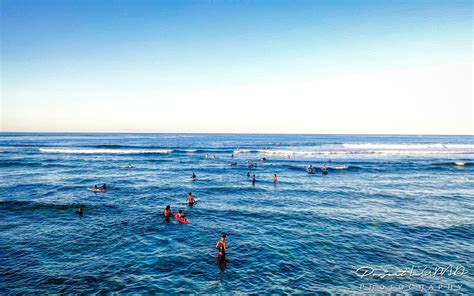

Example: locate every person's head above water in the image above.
[188,192,192,195]
[179,210,183,213]
[222,233,227,239]
[166,205,170,210]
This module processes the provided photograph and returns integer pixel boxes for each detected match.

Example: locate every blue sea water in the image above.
[0,133,473,294]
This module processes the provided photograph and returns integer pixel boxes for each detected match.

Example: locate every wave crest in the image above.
[39,148,172,155]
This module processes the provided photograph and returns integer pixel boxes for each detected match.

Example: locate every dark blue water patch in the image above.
[0,199,119,213]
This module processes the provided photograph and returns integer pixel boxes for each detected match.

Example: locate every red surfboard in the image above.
[174,212,189,224]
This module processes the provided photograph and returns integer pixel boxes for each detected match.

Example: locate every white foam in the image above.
[342,143,447,149]
[39,148,172,154]
[234,149,253,154]
[257,149,294,156]
[332,165,349,170]
[254,149,473,156]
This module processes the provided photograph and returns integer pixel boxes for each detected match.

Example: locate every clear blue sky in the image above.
[1,0,472,134]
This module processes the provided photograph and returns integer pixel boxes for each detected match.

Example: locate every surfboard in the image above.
[173,212,189,224]
[88,187,107,193]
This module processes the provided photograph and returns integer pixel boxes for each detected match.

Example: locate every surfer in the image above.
[252,174,256,185]
[216,233,228,260]
[77,207,84,216]
[322,165,328,176]
[192,172,197,180]
[178,210,185,218]
[186,192,196,204]
[100,184,107,190]
[273,174,278,183]
[163,205,172,218]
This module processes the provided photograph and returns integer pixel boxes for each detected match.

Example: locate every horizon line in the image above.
[1,131,473,137]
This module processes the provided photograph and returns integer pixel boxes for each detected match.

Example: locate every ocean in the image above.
[0,133,473,293]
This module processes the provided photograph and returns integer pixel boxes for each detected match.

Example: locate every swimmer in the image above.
[216,233,228,260]
[77,207,84,216]
[247,172,251,177]
[231,153,234,159]
[163,205,172,218]
[252,174,256,184]
[273,174,278,183]
[186,192,196,204]
[178,210,185,218]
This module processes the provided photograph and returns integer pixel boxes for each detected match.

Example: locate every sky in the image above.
[1,0,472,134]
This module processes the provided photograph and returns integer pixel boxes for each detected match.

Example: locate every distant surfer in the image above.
[192,172,197,180]
[216,233,228,260]
[307,165,315,174]
[321,165,328,176]
[178,210,185,218]
[273,174,278,183]
[186,192,196,205]
[163,205,172,219]
[90,184,107,193]
[252,174,256,185]
[77,207,84,216]
[231,153,234,159]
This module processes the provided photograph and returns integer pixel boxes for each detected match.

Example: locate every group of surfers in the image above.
[307,164,329,175]
[80,156,331,261]
[161,191,227,260]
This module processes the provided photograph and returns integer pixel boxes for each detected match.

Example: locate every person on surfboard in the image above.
[192,172,197,180]
[186,192,196,204]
